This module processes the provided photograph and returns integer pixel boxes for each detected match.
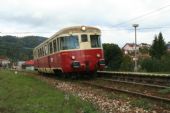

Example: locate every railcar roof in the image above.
[56,26,100,35]
[34,26,101,50]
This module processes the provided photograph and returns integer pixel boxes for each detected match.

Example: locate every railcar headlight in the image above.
[81,26,86,31]
[96,53,100,58]
[71,56,76,60]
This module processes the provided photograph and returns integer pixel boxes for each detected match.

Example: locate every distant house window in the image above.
[81,34,88,42]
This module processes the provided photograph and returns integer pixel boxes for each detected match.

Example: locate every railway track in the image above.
[99,78,170,89]
[21,70,170,102]
[21,70,170,112]
[82,80,170,104]
[97,71,170,86]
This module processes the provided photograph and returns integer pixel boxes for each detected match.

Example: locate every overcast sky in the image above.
[0,0,170,47]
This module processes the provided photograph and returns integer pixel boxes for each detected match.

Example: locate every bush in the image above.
[140,53,170,72]
[103,43,123,71]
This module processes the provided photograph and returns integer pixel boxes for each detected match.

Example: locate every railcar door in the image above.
[48,42,53,69]
[48,56,51,68]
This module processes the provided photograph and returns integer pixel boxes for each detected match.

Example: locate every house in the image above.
[167,42,170,52]
[0,56,10,68]
[14,61,25,70]
[122,43,139,55]
[139,43,151,49]
[22,60,34,71]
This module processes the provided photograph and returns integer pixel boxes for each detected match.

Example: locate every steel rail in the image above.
[82,81,170,103]
[97,71,170,77]
[98,78,170,89]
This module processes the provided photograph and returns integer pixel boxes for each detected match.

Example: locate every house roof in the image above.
[0,56,8,60]
[122,43,138,49]
[24,60,34,66]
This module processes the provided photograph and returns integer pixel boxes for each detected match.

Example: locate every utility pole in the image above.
[132,24,139,72]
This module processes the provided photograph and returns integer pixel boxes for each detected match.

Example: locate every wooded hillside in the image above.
[0,35,47,61]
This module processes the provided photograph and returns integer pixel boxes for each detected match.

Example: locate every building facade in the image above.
[0,56,10,68]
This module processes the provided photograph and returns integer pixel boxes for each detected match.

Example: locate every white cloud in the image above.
[0,0,170,45]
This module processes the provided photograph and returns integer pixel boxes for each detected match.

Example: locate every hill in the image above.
[0,35,47,61]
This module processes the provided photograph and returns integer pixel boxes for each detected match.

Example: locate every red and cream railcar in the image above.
[33,26,105,75]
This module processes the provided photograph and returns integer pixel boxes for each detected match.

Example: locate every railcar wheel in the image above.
[90,71,97,79]
[70,73,80,79]
[54,69,62,78]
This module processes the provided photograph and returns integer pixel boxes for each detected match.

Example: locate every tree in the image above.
[150,35,158,58]
[103,43,123,70]
[149,32,167,59]
[140,32,169,72]
[120,55,134,71]
[157,32,167,57]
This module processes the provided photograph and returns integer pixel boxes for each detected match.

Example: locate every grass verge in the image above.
[159,88,170,94]
[0,69,99,113]
[129,98,152,110]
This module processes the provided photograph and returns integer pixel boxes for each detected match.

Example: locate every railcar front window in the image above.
[60,36,79,50]
[90,35,101,48]
[81,34,88,42]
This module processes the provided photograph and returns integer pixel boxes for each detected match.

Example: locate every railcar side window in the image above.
[90,35,101,48]
[53,40,57,52]
[81,34,88,42]
[41,48,43,56]
[57,38,60,51]
[38,49,40,57]
[40,48,42,56]
[60,36,79,50]
[41,47,44,56]
[45,45,48,55]
[49,42,53,54]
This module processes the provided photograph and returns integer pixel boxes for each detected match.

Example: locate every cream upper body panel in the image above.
[34,26,101,49]
[33,26,102,59]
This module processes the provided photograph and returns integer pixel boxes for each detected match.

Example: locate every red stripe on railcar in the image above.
[34,48,104,73]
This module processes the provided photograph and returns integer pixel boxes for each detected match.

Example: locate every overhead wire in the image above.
[101,26,170,32]
[112,4,170,28]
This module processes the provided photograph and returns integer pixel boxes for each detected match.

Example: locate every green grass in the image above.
[159,88,170,94]
[130,98,152,110]
[0,70,100,113]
